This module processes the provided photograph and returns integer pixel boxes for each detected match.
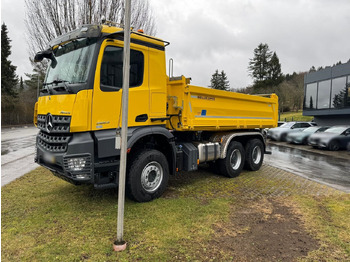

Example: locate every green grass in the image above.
[280,111,313,122]
[2,167,350,261]
[1,168,230,261]
[296,195,350,261]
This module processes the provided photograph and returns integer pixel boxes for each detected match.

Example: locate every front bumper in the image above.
[36,132,95,185]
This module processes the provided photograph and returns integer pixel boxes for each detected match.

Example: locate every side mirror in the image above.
[34,50,57,68]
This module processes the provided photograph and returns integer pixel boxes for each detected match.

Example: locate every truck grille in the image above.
[37,114,71,133]
[37,131,71,153]
[37,114,72,153]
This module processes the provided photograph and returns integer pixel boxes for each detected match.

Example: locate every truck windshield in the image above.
[45,38,96,85]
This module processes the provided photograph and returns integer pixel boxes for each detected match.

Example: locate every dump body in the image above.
[167,76,278,131]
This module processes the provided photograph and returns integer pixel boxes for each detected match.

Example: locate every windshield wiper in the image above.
[43,80,72,94]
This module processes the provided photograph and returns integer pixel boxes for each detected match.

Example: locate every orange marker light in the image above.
[137,29,144,33]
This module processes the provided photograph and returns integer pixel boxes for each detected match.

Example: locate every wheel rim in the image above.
[252,145,262,165]
[330,142,339,151]
[230,149,242,170]
[141,161,163,193]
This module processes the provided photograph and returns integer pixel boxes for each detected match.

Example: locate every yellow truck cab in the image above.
[34,24,278,202]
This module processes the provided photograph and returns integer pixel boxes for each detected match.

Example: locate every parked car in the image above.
[286,126,329,145]
[267,122,317,142]
[308,125,350,151]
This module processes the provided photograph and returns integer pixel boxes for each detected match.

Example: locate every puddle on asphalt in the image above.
[265,144,350,192]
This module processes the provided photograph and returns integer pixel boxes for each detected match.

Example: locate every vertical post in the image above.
[89,0,92,24]
[37,74,40,99]
[114,0,131,252]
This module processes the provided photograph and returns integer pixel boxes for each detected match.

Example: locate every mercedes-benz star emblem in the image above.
[46,113,54,133]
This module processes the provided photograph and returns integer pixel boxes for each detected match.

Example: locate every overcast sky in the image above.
[2,0,350,89]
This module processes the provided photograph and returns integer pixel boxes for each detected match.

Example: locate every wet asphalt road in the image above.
[1,126,39,186]
[265,144,350,193]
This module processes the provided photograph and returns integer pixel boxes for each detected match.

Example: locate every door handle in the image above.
[135,114,148,122]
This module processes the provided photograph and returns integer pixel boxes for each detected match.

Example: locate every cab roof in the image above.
[48,24,169,51]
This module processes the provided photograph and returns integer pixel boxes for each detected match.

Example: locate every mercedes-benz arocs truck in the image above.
[34,24,278,202]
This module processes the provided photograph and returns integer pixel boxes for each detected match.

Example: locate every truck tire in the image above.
[126,149,169,202]
[218,141,245,178]
[244,138,264,171]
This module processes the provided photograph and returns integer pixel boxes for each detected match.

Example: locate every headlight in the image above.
[67,157,87,171]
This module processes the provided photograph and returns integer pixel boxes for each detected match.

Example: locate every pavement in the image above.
[265,140,350,193]
[268,140,350,160]
[1,126,39,186]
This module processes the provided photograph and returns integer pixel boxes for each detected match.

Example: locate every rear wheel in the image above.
[126,149,169,202]
[218,141,245,178]
[244,139,264,171]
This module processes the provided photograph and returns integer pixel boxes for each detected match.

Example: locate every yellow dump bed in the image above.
[166,76,278,131]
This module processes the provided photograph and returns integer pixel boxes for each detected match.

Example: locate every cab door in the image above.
[91,40,150,131]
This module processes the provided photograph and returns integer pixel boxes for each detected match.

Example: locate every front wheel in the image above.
[328,140,340,151]
[218,141,245,178]
[126,149,169,202]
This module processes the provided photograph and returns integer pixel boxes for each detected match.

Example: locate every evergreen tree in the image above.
[1,23,18,98]
[210,69,230,91]
[210,70,220,89]
[248,43,272,84]
[309,66,316,73]
[267,52,283,86]
[20,76,24,90]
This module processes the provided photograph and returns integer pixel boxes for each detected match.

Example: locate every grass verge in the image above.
[2,167,349,261]
[280,111,313,122]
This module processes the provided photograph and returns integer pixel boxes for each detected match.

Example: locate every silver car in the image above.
[308,126,350,151]
[267,122,316,142]
[286,126,329,145]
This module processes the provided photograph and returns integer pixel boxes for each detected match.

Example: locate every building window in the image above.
[100,46,144,91]
[304,83,317,109]
[331,77,347,108]
[317,80,331,109]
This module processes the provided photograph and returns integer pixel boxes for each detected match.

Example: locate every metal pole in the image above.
[37,74,40,99]
[114,0,131,251]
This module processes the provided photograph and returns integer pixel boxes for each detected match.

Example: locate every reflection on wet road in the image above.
[1,126,39,186]
[265,144,350,193]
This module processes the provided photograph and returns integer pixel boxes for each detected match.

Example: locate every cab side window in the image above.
[100,46,144,91]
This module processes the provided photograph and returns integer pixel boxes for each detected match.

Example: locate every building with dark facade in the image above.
[303,61,350,125]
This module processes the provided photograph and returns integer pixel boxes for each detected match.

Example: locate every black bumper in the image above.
[36,132,95,185]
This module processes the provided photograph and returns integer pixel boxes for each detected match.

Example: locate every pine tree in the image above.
[248,43,272,84]
[218,70,230,91]
[1,23,18,98]
[309,66,316,73]
[210,70,221,89]
[20,76,24,90]
[267,52,283,86]
[210,69,230,91]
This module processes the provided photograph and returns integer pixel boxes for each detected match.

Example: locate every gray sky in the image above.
[2,0,350,88]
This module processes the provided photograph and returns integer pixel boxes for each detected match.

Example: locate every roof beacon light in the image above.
[137,29,144,33]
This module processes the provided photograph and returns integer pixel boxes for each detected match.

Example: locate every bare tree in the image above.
[25,0,157,56]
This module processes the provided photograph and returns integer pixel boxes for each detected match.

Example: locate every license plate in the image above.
[43,153,56,164]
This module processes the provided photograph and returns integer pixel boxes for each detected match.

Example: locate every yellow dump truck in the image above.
[34,24,278,202]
